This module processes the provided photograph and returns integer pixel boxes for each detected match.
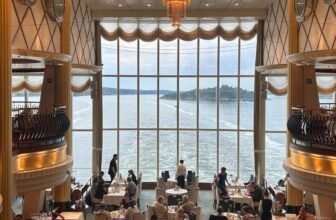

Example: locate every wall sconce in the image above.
[17,0,37,6]
[323,0,335,5]
[294,0,313,22]
[45,0,65,23]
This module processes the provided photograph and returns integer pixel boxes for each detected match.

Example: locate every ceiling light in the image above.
[234,2,239,6]
[147,3,152,7]
[162,0,191,27]
[118,3,122,7]
[205,3,209,7]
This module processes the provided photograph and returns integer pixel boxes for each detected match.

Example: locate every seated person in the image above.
[125,200,139,220]
[94,202,112,220]
[176,208,189,220]
[120,193,130,209]
[128,170,138,185]
[94,177,108,200]
[295,206,314,220]
[247,182,263,202]
[153,196,168,220]
[14,214,23,220]
[240,206,255,220]
[125,177,137,199]
[215,206,225,216]
[181,195,195,213]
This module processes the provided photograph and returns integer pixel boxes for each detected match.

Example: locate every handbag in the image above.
[150,207,158,220]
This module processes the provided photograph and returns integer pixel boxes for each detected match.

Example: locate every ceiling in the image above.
[88,0,274,19]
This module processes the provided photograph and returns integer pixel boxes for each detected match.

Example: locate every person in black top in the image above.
[249,182,263,202]
[259,190,273,220]
[128,169,137,185]
[217,167,230,194]
[108,154,118,183]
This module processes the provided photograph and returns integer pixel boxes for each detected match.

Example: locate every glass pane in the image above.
[180,39,197,75]
[102,131,117,178]
[159,131,177,175]
[219,131,238,179]
[73,131,92,183]
[160,78,177,128]
[140,40,157,75]
[240,77,254,130]
[179,77,197,128]
[160,39,177,75]
[140,131,157,181]
[199,78,217,128]
[120,39,137,75]
[102,38,117,75]
[73,92,92,129]
[266,95,287,131]
[239,131,255,181]
[140,78,157,128]
[199,131,217,182]
[120,78,137,128]
[179,131,197,174]
[220,38,238,75]
[119,131,137,176]
[103,77,117,128]
[265,133,286,186]
[200,38,217,75]
[219,77,238,129]
[240,37,257,75]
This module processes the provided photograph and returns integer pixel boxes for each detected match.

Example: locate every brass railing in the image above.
[287,104,336,150]
[12,102,70,149]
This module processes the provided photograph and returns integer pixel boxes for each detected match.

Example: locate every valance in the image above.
[101,19,257,42]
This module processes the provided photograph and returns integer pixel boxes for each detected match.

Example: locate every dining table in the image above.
[165,188,188,197]
[103,187,126,206]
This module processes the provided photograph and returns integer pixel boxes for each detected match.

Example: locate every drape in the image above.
[101,18,257,42]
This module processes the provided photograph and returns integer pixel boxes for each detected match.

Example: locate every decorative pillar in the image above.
[313,194,336,218]
[92,21,103,176]
[286,0,304,213]
[53,0,72,210]
[0,0,12,219]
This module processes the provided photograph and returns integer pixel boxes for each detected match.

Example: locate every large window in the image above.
[100,32,257,182]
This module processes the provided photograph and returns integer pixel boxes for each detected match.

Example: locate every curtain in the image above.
[101,18,257,42]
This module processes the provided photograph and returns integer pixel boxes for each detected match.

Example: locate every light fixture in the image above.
[147,3,152,7]
[118,3,123,7]
[45,0,65,23]
[17,0,37,6]
[162,0,191,27]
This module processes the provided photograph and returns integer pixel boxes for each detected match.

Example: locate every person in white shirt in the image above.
[125,200,139,220]
[94,202,112,220]
[153,196,168,220]
[176,160,187,188]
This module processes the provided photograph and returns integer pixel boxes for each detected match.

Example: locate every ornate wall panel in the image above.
[11,0,95,65]
[299,1,336,52]
[70,0,95,65]
[11,0,61,52]
[263,0,288,65]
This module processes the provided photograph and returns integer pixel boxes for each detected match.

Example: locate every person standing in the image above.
[217,167,230,194]
[108,154,118,183]
[258,190,274,220]
[176,159,187,188]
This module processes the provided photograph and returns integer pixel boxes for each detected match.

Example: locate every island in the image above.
[160,85,254,101]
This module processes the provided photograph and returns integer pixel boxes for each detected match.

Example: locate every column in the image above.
[53,0,72,210]
[286,0,304,213]
[92,21,103,176]
[313,195,336,218]
[0,0,12,219]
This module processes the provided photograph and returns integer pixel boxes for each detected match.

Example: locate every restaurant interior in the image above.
[1,0,336,219]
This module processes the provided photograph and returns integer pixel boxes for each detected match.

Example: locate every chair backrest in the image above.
[155,187,166,200]
[147,205,154,220]
[191,207,201,220]
[209,215,228,220]
[189,188,199,204]
[94,213,107,220]
[134,211,146,220]
[157,178,167,189]
[71,189,82,203]
[136,184,141,199]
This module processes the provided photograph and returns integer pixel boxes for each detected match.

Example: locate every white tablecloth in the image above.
[104,187,125,205]
[110,210,125,219]
[228,189,254,207]
[167,206,177,220]
[165,188,188,196]
[57,212,84,220]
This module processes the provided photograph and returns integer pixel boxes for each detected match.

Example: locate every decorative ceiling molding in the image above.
[91,8,268,20]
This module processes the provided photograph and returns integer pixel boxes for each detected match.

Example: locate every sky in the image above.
[101,32,257,91]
